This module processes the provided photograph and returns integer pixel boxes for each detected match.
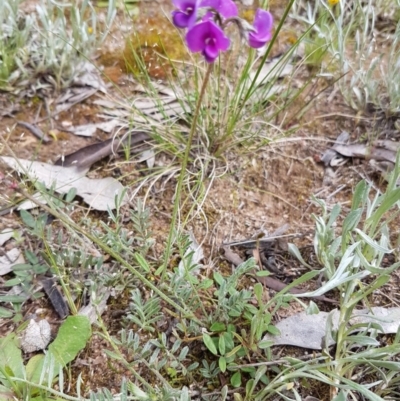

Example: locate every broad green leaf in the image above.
[258,340,274,349]
[20,210,36,229]
[26,354,45,382]
[48,316,91,367]
[213,272,224,285]
[0,295,28,303]
[218,356,226,373]
[202,333,218,355]
[0,334,25,381]
[0,307,14,318]
[231,371,241,387]
[210,322,226,332]
[245,378,255,397]
[267,325,280,336]
[226,345,242,358]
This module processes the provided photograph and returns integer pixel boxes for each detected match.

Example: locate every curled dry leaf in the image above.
[54,131,150,169]
[264,307,400,349]
[1,156,127,211]
[0,248,25,276]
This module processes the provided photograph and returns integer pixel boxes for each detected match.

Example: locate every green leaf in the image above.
[254,283,263,304]
[210,322,226,332]
[103,349,123,361]
[29,316,91,386]
[288,243,313,270]
[213,272,224,285]
[245,379,255,397]
[255,270,271,277]
[25,250,39,265]
[231,371,241,387]
[65,187,77,203]
[351,180,368,210]
[48,316,91,367]
[218,334,226,355]
[306,301,319,315]
[327,203,341,228]
[226,345,242,358]
[134,253,150,273]
[344,335,380,346]
[354,228,392,253]
[10,264,32,272]
[0,333,25,382]
[332,390,347,401]
[258,340,274,349]
[26,354,45,381]
[267,325,280,336]
[20,210,36,229]
[218,356,226,373]
[203,333,218,355]
[0,307,13,318]
[199,279,213,289]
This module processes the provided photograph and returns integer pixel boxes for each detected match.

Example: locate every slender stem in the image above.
[157,63,213,280]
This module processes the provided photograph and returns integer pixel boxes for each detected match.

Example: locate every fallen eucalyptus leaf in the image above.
[264,307,400,349]
[1,156,126,211]
[0,229,16,246]
[0,248,25,276]
[137,149,156,169]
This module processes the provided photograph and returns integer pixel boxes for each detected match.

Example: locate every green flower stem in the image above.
[157,63,214,280]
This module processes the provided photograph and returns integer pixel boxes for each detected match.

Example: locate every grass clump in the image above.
[0,0,116,92]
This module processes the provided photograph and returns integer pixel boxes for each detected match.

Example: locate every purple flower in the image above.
[199,0,238,18]
[248,9,273,49]
[172,0,199,28]
[186,20,230,63]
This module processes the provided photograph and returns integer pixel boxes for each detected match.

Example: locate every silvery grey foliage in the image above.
[0,0,116,92]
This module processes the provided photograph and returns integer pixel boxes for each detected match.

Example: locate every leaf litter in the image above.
[1,156,126,211]
[0,0,400,396]
[264,307,400,350]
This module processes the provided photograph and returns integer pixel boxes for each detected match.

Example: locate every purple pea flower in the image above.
[172,0,199,28]
[186,20,230,63]
[248,9,273,49]
[199,0,238,18]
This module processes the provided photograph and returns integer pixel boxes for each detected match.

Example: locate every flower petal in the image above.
[248,9,273,48]
[172,0,199,27]
[253,9,273,39]
[186,21,210,52]
[173,0,197,9]
[217,0,238,18]
[200,0,238,17]
[207,20,230,51]
[248,35,267,49]
[185,20,230,62]
[172,11,191,28]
